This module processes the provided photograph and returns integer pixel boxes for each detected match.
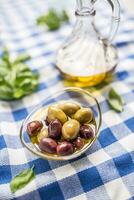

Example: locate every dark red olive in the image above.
[27,121,43,136]
[48,119,62,139]
[80,125,94,139]
[73,137,84,149]
[57,141,74,156]
[39,138,57,154]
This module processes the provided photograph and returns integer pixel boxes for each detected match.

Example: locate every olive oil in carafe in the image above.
[58,65,115,87]
[56,38,117,87]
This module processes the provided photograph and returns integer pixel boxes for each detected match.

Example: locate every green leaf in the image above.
[10,165,35,193]
[36,9,69,31]
[5,71,17,87]
[0,84,13,100]
[60,10,69,22]
[0,48,39,100]
[12,88,25,98]
[107,88,124,112]
[0,62,9,76]
[2,47,10,62]
[13,53,31,64]
[1,47,12,68]
[37,9,60,30]
[13,63,31,73]
[17,70,33,79]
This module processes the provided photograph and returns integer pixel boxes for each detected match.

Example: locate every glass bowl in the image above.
[20,87,102,161]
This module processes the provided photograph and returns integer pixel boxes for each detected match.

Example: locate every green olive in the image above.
[47,106,68,124]
[73,108,93,123]
[58,102,80,116]
[62,119,80,140]
[37,128,48,143]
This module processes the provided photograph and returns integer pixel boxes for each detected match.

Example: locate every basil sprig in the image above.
[107,88,124,112]
[36,9,69,31]
[0,48,39,100]
[10,165,35,193]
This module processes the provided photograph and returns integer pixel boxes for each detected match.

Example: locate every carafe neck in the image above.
[76,0,95,16]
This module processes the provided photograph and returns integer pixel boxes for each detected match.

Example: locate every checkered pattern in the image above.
[0,0,134,199]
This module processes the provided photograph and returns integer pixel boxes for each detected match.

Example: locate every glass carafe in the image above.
[56,0,120,87]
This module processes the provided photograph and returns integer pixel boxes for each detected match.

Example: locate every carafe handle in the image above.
[94,0,120,43]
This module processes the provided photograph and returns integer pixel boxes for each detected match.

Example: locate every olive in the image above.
[73,137,84,150]
[47,106,68,124]
[48,119,62,139]
[80,124,95,139]
[58,102,80,116]
[62,119,80,140]
[73,108,93,124]
[57,141,74,156]
[27,121,43,136]
[39,138,57,154]
[37,128,48,143]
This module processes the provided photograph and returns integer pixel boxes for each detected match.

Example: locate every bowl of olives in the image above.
[20,87,102,160]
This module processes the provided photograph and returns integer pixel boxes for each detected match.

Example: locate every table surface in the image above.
[0,0,134,200]
[121,0,134,14]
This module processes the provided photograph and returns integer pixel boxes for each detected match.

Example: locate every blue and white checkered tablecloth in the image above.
[0,0,134,199]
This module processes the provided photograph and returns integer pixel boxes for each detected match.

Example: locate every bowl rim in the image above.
[20,87,102,161]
